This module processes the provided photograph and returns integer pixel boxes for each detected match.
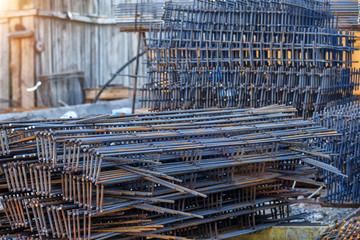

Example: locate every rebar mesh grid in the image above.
[115,1,193,32]
[140,0,360,116]
[314,100,360,204]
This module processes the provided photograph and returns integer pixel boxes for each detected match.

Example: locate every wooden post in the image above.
[0,1,10,110]
[9,0,36,109]
[20,13,35,109]
[9,1,22,108]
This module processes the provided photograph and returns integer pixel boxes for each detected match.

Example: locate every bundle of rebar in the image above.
[0,105,347,239]
[329,0,360,29]
[313,100,360,204]
[115,1,193,32]
[139,0,360,117]
[316,207,360,240]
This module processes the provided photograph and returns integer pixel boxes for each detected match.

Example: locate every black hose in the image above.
[92,50,146,103]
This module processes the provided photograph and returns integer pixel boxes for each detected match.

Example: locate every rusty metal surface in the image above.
[316,207,360,240]
[140,0,360,117]
[1,0,359,238]
[0,105,346,239]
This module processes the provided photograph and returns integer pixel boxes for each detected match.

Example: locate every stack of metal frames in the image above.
[140,0,360,117]
[0,105,346,239]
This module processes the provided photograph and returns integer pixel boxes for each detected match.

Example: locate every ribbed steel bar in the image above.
[316,207,360,240]
[0,105,347,239]
[329,0,360,29]
[114,1,193,32]
[140,0,360,116]
[313,99,360,204]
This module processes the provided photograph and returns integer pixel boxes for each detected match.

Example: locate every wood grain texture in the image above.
[9,2,22,108]
[35,0,147,89]
[1,0,147,109]
[20,0,36,108]
[0,19,10,110]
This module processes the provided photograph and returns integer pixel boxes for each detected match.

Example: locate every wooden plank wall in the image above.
[1,0,36,109]
[0,1,10,110]
[20,0,36,109]
[0,0,147,109]
[34,0,147,90]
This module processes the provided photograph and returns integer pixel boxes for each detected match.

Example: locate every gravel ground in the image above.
[290,201,354,226]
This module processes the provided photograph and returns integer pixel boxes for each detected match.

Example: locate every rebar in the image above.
[316,207,360,240]
[0,105,347,239]
[139,0,360,117]
[329,0,360,29]
[115,1,193,32]
[313,99,360,204]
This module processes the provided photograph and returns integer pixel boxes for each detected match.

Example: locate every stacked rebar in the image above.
[329,0,360,29]
[0,105,346,239]
[139,0,360,117]
[313,100,360,204]
[316,207,360,240]
[115,0,193,32]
